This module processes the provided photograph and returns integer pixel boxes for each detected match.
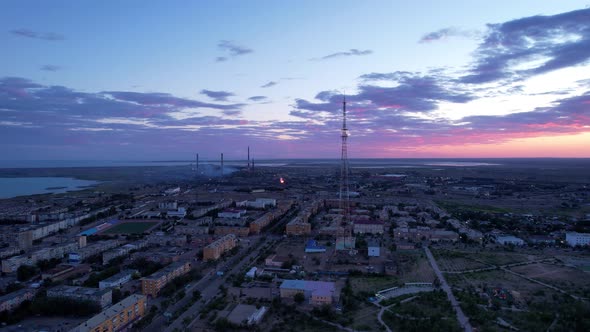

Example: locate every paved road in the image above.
[149,206,296,331]
[145,240,255,331]
[377,306,393,332]
[165,237,274,331]
[424,246,473,332]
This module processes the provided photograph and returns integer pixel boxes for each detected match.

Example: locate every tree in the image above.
[17,265,38,281]
[193,290,202,301]
[294,292,305,304]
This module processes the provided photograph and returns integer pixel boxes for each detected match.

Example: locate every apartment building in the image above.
[141,261,192,297]
[70,294,147,332]
[203,234,237,261]
[47,285,112,308]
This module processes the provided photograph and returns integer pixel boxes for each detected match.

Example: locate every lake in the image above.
[0,177,99,199]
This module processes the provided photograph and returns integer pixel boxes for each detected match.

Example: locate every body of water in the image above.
[0,177,99,199]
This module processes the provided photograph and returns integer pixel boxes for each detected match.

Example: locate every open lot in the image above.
[349,303,381,331]
[350,275,400,294]
[510,262,590,298]
[470,251,543,266]
[101,221,160,234]
[433,249,491,272]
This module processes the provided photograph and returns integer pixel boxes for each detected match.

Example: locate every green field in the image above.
[102,221,160,234]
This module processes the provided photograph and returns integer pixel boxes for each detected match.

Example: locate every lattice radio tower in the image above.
[339,96,350,226]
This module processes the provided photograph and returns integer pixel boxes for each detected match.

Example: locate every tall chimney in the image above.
[221,153,224,176]
[247,146,250,170]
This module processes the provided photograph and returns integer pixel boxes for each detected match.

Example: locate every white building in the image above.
[237,198,277,209]
[167,207,187,218]
[565,232,590,247]
[99,269,138,289]
[218,209,246,219]
[164,187,180,195]
[158,201,178,210]
[245,267,257,279]
[496,235,524,246]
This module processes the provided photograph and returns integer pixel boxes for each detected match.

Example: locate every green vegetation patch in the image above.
[435,200,511,214]
[383,290,461,332]
[350,275,401,294]
[102,221,160,234]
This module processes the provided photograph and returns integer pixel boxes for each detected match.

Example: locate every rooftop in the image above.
[71,294,146,332]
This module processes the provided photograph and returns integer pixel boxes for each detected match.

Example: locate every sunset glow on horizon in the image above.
[1,1,590,160]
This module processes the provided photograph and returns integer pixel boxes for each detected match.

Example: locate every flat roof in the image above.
[143,261,189,280]
[71,294,145,332]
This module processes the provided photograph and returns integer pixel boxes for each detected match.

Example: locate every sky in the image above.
[1,0,590,160]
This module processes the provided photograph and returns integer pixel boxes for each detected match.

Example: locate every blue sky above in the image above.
[1,1,590,160]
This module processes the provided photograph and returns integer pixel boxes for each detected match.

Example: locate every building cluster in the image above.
[2,242,78,273]
[249,200,293,234]
[102,241,147,265]
[69,240,122,263]
[286,199,324,235]
[0,288,37,313]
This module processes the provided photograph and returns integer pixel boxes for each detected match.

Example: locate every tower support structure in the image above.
[339,97,350,226]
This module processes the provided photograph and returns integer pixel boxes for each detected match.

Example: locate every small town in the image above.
[0,158,588,331]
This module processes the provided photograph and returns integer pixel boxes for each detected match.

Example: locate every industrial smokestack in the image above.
[221,153,224,176]
[196,153,199,171]
[248,146,250,170]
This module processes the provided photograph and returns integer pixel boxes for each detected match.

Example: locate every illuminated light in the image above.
[280,177,285,184]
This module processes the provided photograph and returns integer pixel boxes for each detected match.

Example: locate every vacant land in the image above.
[102,221,160,234]
[472,251,542,266]
[383,291,461,331]
[350,275,401,294]
[350,303,381,331]
[433,249,491,272]
[510,262,590,298]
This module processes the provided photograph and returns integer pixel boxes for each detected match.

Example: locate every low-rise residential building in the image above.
[285,218,311,235]
[305,240,326,253]
[174,225,209,236]
[264,254,289,267]
[565,232,590,247]
[102,241,147,265]
[353,220,384,234]
[41,264,91,282]
[394,227,459,242]
[47,285,112,308]
[528,235,555,245]
[430,230,460,242]
[70,294,147,332]
[496,235,525,246]
[141,261,192,297]
[74,240,121,261]
[166,207,187,219]
[214,226,250,237]
[237,198,277,209]
[218,209,247,219]
[0,288,36,312]
[99,269,138,290]
[203,234,237,261]
[146,233,187,246]
[2,242,79,273]
[279,280,337,305]
[225,304,268,326]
